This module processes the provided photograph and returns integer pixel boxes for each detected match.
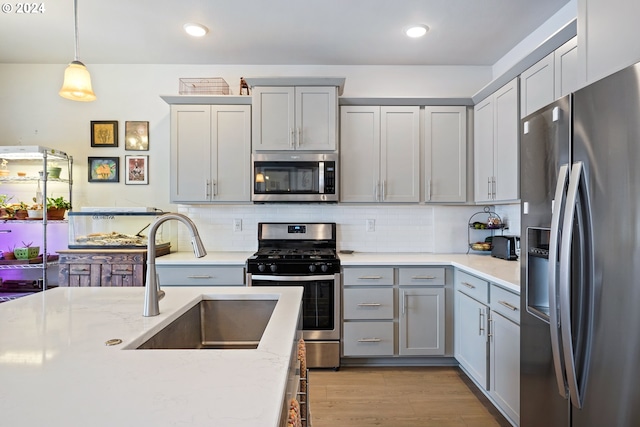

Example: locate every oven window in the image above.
[252,279,335,330]
[254,162,319,194]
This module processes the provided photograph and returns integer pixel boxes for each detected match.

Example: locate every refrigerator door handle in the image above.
[559,161,592,409]
[548,163,570,399]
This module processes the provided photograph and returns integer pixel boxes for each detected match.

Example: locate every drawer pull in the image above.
[357,338,381,343]
[187,275,213,279]
[357,303,382,307]
[72,267,90,272]
[358,275,383,280]
[461,281,476,289]
[498,300,518,311]
[412,275,436,280]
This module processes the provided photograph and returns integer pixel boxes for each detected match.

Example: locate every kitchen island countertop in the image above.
[0,286,303,427]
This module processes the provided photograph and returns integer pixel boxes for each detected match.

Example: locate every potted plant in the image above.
[3,245,16,260]
[13,201,29,220]
[13,241,40,260]
[27,198,44,219]
[46,196,72,220]
[0,194,13,218]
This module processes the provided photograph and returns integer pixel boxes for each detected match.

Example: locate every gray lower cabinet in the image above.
[342,266,448,358]
[454,269,520,426]
[155,265,245,286]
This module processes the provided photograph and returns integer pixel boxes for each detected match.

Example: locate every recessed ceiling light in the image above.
[184,23,209,37]
[405,24,429,38]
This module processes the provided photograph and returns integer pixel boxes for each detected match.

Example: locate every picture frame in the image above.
[125,121,149,151]
[91,121,118,147]
[88,157,119,183]
[125,155,148,185]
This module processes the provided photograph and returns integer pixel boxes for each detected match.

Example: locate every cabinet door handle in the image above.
[212,180,217,197]
[357,303,381,307]
[290,128,295,148]
[412,275,436,280]
[498,300,518,311]
[488,317,494,340]
[492,176,497,199]
[402,290,406,315]
[382,180,386,201]
[358,275,383,280]
[187,275,213,279]
[427,178,432,201]
[487,177,491,199]
[374,180,379,201]
[479,308,485,335]
[461,281,476,289]
[357,338,381,343]
[297,127,301,148]
[205,180,211,198]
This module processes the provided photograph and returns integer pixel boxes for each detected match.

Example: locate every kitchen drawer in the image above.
[490,284,520,324]
[455,270,489,304]
[343,321,394,356]
[69,264,92,275]
[343,288,394,320]
[398,266,445,286]
[342,267,394,286]
[156,265,245,286]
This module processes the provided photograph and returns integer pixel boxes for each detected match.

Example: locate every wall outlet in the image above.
[233,218,242,232]
[366,219,375,232]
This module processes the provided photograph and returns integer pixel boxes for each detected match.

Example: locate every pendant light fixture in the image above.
[59,0,96,102]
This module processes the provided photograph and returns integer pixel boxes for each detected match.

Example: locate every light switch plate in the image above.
[233,218,242,232]
[366,219,375,232]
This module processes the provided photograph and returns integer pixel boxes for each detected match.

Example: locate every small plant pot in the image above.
[14,246,40,260]
[48,167,62,179]
[47,207,66,220]
[3,251,16,260]
[27,209,43,219]
[14,209,28,220]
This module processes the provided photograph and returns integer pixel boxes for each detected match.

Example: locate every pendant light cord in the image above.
[73,0,80,61]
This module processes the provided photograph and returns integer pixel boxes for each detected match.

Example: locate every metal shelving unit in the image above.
[0,146,73,288]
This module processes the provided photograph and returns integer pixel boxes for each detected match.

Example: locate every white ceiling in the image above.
[0,0,571,66]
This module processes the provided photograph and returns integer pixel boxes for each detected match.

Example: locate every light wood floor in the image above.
[308,366,511,427]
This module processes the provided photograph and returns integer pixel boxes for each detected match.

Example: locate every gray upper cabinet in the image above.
[424,106,468,203]
[170,104,251,203]
[474,78,519,203]
[520,36,578,118]
[251,86,338,151]
[340,106,420,203]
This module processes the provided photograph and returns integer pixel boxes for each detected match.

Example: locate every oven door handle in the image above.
[250,274,336,282]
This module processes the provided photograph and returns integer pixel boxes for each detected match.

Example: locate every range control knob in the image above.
[320,264,329,273]
[270,264,278,273]
[308,264,317,273]
[257,264,266,272]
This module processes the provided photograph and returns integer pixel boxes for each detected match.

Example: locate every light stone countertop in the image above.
[0,286,303,427]
[157,251,520,293]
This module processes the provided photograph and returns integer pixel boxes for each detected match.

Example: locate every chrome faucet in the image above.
[143,213,207,316]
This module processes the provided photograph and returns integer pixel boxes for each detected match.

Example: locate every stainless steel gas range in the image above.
[246,222,340,369]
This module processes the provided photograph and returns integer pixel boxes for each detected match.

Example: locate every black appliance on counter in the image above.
[246,222,340,369]
[490,235,520,260]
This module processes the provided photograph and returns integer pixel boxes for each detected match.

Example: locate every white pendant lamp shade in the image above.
[59,0,96,102]
[59,60,96,101]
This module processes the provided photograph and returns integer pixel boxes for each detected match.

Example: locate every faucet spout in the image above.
[143,213,207,316]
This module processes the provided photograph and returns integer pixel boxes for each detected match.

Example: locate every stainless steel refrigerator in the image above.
[521,62,640,427]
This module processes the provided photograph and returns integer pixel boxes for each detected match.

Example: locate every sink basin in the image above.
[137,299,277,350]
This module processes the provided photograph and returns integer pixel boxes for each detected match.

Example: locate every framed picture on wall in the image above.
[124,121,149,151]
[90,121,118,147]
[125,155,148,185]
[88,157,119,183]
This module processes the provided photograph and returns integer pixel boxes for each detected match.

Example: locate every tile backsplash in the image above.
[175,203,521,253]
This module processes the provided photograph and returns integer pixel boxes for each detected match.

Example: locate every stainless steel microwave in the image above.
[252,153,338,202]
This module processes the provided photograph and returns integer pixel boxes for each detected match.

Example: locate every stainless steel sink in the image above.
[137,299,277,350]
